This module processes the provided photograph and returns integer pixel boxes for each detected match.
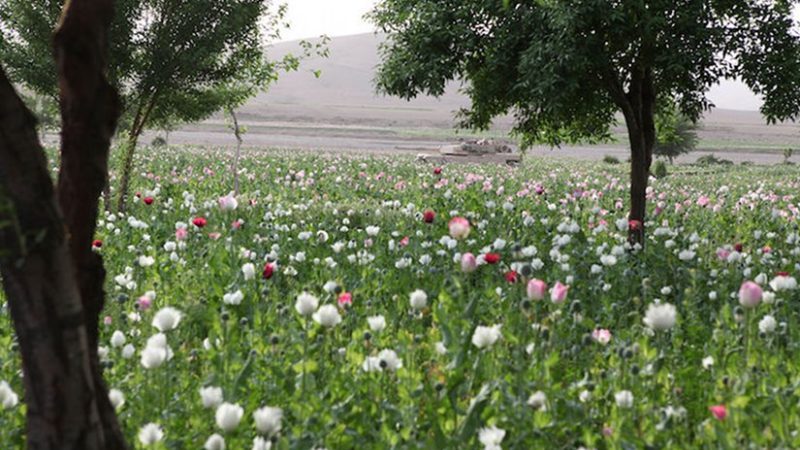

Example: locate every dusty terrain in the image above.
[156,33,799,165]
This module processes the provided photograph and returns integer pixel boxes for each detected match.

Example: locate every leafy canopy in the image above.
[0,0,320,131]
[369,0,800,147]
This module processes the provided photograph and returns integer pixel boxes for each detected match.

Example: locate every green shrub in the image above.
[653,160,668,178]
[655,101,699,164]
[696,154,733,166]
[603,155,620,165]
[151,136,168,148]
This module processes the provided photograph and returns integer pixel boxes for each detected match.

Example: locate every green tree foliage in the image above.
[369,0,800,242]
[655,103,698,164]
[1,0,278,130]
[18,91,59,140]
[0,0,327,210]
[784,147,795,164]
[652,159,668,178]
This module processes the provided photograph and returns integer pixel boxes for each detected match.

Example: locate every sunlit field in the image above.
[1,147,799,449]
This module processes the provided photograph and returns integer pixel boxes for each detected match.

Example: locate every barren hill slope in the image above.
[242,33,506,129]
[179,33,797,161]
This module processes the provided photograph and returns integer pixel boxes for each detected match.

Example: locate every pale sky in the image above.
[279,0,377,42]
[280,2,799,43]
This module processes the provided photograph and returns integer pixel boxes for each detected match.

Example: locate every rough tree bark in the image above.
[0,0,127,447]
[54,0,127,446]
[0,67,102,449]
[606,66,656,246]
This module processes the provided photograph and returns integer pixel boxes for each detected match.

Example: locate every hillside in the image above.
[242,33,508,129]
[176,33,797,161]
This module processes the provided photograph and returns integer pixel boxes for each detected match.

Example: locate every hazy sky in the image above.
[279,0,377,42]
[279,1,800,111]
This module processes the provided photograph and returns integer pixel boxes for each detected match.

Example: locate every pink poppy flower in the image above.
[338,292,353,308]
[709,405,727,420]
[550,282,569,304]
[461,253,477,273]
[448,217,470,240]
[527,279,548,301]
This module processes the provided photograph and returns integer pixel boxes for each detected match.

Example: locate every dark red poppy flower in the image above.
[485,253,501,264]
[504,271,518,283]
[262,263,275,280]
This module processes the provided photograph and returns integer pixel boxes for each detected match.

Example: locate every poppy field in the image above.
[1,147,799,449]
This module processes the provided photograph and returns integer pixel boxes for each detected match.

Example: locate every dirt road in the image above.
[148,125,793,165]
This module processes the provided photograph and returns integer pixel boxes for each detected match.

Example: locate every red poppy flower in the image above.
[338,292,353,307]
[433,167,442,175]
[92,239,103,248]
[192,217,207,228]
[143,196,154,205]
[262,263,275,280]
[628,220,642,231]
[734,242,743,252]
[504,271,518,283]
[485,253,501,264]
[423,210,435,223]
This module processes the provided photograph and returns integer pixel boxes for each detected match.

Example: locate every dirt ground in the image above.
[146,123,795,166]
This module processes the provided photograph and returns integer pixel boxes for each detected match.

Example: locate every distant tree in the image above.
[226,107,246,195]
[369,0,800,244]
[19,91,60,141]
[0,0,322,211]
[654,102,698,164]
[220,37,329,195]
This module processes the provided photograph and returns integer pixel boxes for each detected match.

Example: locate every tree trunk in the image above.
[608,67,656,247]
[0,69,119,450]
[53,0,127,446]
[116,94,156,212]
[115,130,140,212]
[627,123,649,246]
[0,0,127,447]
[229,107,243,195]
